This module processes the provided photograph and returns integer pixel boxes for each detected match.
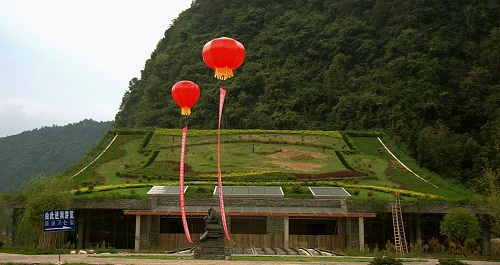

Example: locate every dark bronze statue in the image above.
[200,207,223,242]
[195,207,228,259]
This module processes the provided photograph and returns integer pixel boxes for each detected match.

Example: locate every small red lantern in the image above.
[202,37,245,80]
[171,81,200,115]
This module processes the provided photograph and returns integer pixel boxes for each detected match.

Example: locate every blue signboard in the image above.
[43,210,75,232]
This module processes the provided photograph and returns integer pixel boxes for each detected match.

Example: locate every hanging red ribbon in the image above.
[179,126,192,243]
[217,87,230,240]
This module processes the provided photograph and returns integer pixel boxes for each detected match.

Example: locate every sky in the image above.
[0,0,192,137]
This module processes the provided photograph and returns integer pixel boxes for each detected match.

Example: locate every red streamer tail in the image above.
[180,126,192,243]
[218,87,230,241]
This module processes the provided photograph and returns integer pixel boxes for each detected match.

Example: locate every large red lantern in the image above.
[202,37,245,80]
[171,80,200,115]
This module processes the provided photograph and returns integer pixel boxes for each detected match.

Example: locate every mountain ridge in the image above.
[114,0,500,190]
[0,119,112,193]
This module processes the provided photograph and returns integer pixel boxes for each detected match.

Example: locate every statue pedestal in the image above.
[194,240,229,259]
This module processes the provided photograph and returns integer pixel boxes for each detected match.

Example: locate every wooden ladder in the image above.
[392,193,408,255]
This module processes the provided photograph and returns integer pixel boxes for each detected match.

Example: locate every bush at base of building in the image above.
[438,258,469,265]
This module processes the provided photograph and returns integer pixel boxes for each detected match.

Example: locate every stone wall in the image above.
[267,217,284,234]
[72,198,150,210]
[139,215,160,250]
[337,217,361,249]
[347,201,489,215]
[156,197,343,208]
[70,197,488,216]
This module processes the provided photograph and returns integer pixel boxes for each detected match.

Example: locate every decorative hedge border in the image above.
[155,128,343,138]
[335,181,442,199]
[340,132,356,150]
[141,150,160,168]
[108,128,152,135]
[140,131,154,150]
[335,151,357,171]
[343,130,384,137]
[71,179,443,199]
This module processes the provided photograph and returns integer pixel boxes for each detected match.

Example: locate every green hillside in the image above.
[61,129,481,203]
[114,0,500,193]
[0,120,112,193]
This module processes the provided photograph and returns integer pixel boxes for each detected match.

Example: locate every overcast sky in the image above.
[0,0,192,137]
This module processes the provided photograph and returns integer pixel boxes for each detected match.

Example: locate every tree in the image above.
[417,123,466,181]
[0,195,12,246]
[483,114,500,236]
[15,176,72,249]
[440,207,481,251]
[486,169,500,237]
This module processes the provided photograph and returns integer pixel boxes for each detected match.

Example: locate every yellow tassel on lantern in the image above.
[214,66,234,80]
[181,107,191,115]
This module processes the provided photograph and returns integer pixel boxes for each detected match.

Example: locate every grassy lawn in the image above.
[172,142,344,173]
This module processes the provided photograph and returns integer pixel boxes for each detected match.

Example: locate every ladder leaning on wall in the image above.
[392,193,408,255]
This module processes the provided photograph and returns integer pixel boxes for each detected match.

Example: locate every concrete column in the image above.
[409,214,415,244]
[346,218,352,249]
[77,216,84,250]
[416,215,422,243]
[284,216,289,248]
[134,215,141,251]
[84,217,90,248]
[359,217,364,251]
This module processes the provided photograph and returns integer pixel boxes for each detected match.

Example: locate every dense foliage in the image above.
[115,0,499,189]
[14,176,72,249]
[0,119,112,193]
[438,259,469,265]
[440,208,481,249]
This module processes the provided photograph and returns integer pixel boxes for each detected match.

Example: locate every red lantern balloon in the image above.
[171,81,200,115]
[202,37,245,80]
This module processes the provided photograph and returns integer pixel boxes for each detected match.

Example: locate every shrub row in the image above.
[109,128,152,135]
[335,151,357,171]
[336,181,442,199]
[154,128,343,138]
[344,130,384,137]
[341,132,356,150]
[191,170,296,182]
[178,139,334,150]
[140,131,154,150]
[71,177,441,199]
[140,150,160,168]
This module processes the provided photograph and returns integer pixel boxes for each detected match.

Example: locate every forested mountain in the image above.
[114,0,500,191]
[0,119,112,193]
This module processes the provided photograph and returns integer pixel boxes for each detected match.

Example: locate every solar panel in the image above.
[213,186,284,198]
[147,186,187,197]
[308,187,351,199]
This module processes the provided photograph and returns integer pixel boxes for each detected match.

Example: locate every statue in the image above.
[194,207,229,259]
[200,207,223,242]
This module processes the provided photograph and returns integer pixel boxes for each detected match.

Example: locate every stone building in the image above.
[43,185,491,254]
